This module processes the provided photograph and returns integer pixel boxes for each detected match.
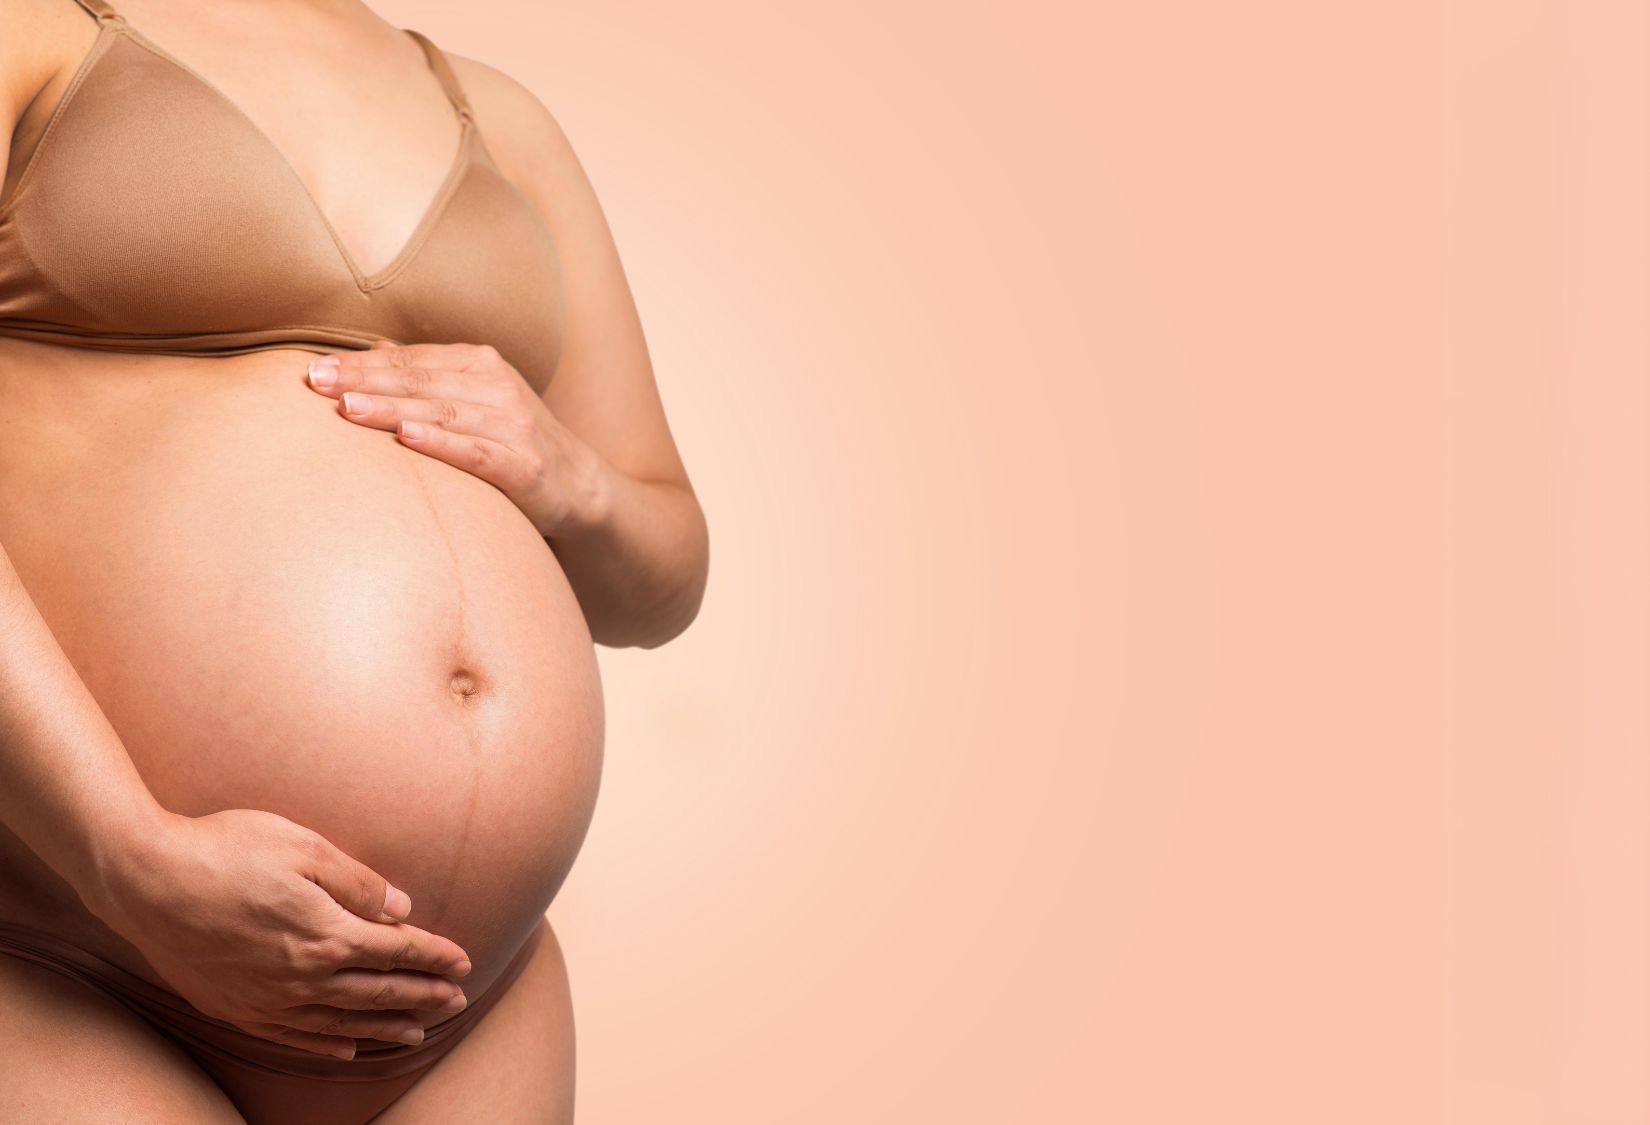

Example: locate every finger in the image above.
[308,359,511,406]
[318,341,479,380]
[232,1019,360,1061]
[315,967,468,1013]
[336,391,505,439]
[361,339,490,370]
[303,834,413,924]
[340,916,472,978]
[396,422,540,495]
[273,1005,432,1046]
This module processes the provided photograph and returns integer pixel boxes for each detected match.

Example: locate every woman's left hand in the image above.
[304,340,605,539]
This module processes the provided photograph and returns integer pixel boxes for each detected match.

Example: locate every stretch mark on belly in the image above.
[403,457,486,935]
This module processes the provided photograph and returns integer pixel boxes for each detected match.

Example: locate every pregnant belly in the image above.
[0,345,604,997]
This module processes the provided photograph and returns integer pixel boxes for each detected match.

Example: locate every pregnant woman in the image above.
[0,0,708,1120]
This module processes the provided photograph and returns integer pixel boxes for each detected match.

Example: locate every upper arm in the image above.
[0,0,39,189]
[451,55,694,495]
[1,0,93,207]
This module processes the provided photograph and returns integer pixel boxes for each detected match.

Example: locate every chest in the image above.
[0,22,567,393]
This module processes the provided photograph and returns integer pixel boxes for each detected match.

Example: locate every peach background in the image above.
[387,1,1641,1121]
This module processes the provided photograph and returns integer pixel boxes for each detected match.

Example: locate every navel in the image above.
[448,667,482,701]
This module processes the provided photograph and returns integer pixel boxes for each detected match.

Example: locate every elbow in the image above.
[595,505,710,651]
[593,579,705,650]
[633,573,707,650]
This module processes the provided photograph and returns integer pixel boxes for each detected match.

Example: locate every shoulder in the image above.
[443,53,584,200]
[1,0,91,125]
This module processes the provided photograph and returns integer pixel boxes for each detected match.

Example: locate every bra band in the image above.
[402,28,475,123]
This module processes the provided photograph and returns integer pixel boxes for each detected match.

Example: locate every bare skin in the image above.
[0,0,707,1119]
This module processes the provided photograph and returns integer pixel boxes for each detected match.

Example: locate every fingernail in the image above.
[449,959,472,977]
[342,392,371,415]
[306,361,336,388]
[400,421,425,441]
[442,991,468,1013]
[397,1027,425,1045]
[332,1044,356,1060]
[382,883,411,920]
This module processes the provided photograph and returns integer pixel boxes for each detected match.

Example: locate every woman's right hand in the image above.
[78,807,472,1059]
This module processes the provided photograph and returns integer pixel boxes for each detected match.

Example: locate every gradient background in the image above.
[387,2,1637,1121]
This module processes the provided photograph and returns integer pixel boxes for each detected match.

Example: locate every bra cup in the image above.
[387,161,566,389]
[6,40,347,328]
[0,28,565,392]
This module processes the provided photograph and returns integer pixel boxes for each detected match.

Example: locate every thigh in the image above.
[371,916,576,1125]
[0,953,244,1124]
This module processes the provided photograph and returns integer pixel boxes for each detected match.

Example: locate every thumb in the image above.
[309,839,412,924]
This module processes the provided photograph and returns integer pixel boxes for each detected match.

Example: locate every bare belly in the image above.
[0,339,604,1003]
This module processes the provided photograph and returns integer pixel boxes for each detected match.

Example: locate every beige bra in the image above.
[0,0,566,390]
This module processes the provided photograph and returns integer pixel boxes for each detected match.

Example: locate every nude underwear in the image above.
[0,916,545,1121]
[0,0,566,389]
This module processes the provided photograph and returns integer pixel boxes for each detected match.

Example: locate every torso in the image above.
[0,1,603,1005]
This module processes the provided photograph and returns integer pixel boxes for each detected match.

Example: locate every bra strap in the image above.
[403,29,474,124]
[71,0,124,23]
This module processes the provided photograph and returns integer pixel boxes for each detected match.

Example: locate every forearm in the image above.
[0,543,169,910]
[546,457,709,649]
